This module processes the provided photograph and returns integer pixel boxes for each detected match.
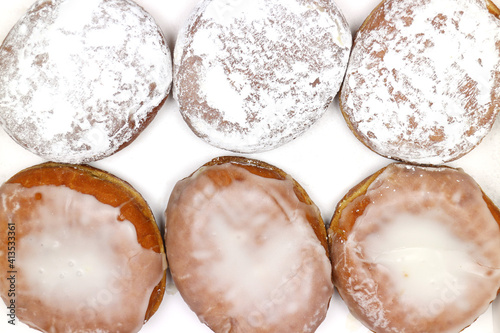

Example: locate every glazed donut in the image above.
[173,0,352,153]
[0,162,167,333]
[165,156,333,332]
[0,0,172,164]
[328,163,500,333]
[340,0,500,164]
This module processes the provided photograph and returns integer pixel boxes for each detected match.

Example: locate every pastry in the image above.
[329,163,500,333]
[0,0,172,164]
[0,162,167,332]
[340,0,500,164]
[174,0,351,153]
[165,156,333,332]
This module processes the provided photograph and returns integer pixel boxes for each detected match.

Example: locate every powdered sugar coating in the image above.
[0,0,172,164]
[174,0,351,153]
[340,0,500,165]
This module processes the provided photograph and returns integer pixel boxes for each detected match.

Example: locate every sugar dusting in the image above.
[341,0,500,164]
[173,0,351,153]
[0,0,172,164]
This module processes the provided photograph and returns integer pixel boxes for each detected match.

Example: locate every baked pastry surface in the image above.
[329,163,500,333]
[340,0,500,164]
[174,0,352,153]
[0,0,172,163]
[165,156,333,332]
[0,162,167,333]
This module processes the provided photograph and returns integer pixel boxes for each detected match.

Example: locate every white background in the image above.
[0,0,499,332]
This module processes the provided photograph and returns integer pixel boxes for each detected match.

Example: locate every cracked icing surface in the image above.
[174,0,351,153]
[340,0,500,164]
[0,183,165,333]
[165,162,333,332]
[329,164,500,333]
[0,0,172,164]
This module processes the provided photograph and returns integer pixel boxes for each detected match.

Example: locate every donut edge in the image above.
[327,162,500,329]
[0,0,173,164]
[338,0,500,165]
[3,161,167,323]
[196,155,329,254]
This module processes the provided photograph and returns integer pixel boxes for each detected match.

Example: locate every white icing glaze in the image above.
[341,0,500,164]
[362,211,489,312]
[173,0,351,153]
[0,183,165,333]
[0,0,172,163]
[331,164,500,333]
[166,163,332,332]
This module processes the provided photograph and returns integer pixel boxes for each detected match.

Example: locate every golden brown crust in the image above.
[5,162,166,321]
[328,163,500,332]
[486,0,500,17]
[329,163,500,244]
[166,155,333,332]
[356,0,385,34]
[328,165,388,243]
[202,156,329,253]
[482,191,500,230]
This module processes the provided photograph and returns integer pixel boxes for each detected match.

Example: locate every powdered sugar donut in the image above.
[165,156,333,332]
[0,162,167,332]
[0,0,172,164]
[174,0,351,153]
[329,163,500,333]
[340,0,500,164]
